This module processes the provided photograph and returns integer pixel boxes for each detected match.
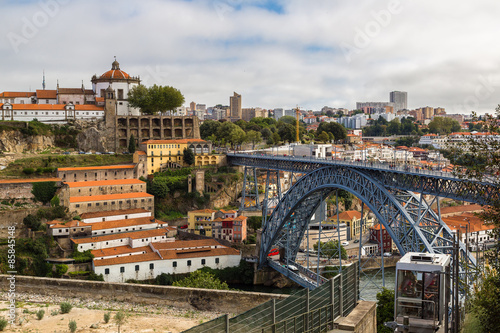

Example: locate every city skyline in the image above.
[1,0,499,114]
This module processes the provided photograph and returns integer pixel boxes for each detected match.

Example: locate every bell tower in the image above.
[104,85,116,128]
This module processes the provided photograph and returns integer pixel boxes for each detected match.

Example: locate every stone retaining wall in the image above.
[0,275,287,314]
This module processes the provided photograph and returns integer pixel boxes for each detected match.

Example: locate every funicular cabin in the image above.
[394,252,451,332]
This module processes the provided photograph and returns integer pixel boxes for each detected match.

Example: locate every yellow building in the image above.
[329,210,374,241]
[141,139,224,174]
[187,209,217,237]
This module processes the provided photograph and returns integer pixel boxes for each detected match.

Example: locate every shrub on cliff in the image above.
[173,270,230,290]
[31,181,57,204]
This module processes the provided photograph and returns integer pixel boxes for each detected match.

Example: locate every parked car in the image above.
[342,241,349,246]
[78,151,85,154]
[62,151,70,155]
[179,224,188,229]
[286,264,299,272]
[353,239,359,243]
[383,252,392,257]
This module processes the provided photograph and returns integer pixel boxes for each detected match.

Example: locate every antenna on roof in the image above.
[42,70,46,90]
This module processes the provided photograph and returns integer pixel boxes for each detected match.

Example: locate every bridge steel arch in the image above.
[259,165,475,288]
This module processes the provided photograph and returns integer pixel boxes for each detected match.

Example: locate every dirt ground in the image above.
[0,300,221,333]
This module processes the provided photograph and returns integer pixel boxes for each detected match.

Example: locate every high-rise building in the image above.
[230,92,242,121]
[389,91,408,111]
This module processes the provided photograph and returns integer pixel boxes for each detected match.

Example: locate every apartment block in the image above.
[69,192,154,215]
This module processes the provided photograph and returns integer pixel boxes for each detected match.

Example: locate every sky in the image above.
[1,0,499,114]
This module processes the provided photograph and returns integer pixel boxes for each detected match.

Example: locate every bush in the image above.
[23,214,42,231]
[60,302,72,314]
[36,309,45,320]
[55,264,68,277]
[23,167,35,175]
[88,272,104,281]
[0,318,7,331]
[31,181,57,204]
[68,320,77,333]
[104,312,111,323]
[50,195,60,207]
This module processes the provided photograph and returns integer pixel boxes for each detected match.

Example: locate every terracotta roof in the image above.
[58,88,85,94]
[142,139,207,144]
[80,208,150,220]
[58,164,135,171]
[50,223,67,229]
[219,209,237,214]
[158,247,240,260]
[71,227,171,244]
[100,69,131,80]
[95,97,104,102]
[65,220,90,228]
[69,192,153,203]
[75,105,104,111]
[370,223,386,230]
[91,245,152,258]
[435,204,484,216]
[0,178,61,184]
[151,239,224,250]
[0,91,36,98]
[64,179,145,188]
[89,217,160,231]
[46,220,64,225]
[36,90,57,99]
[189,209,217,214]
[93,252,161,267]
[442,213,494,233]
[337,210,362,220]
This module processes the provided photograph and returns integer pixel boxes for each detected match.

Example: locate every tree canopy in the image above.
[428,117,461,135]
[183,148,195,166]
[128,84,185,115]
[316,122,347,142]
[32,181,57,204]
[172,269,230,290]
[313,240,347,260]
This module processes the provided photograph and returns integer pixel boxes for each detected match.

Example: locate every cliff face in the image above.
[0,130,54,153]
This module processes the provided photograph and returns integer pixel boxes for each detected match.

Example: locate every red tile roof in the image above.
[142,139,207,144]
[80,208,150,220]
[69,192,153,203]
[93,252,161,267]
[337,211,362,220]
[58,164,135,171]
[89,217,160,231]
[36,90,57,99]
[151,239,224,250]
[0,91,36,98]
[91,245,152,258]
[71,227,171,244]
[64,179,145,188]
[100,69,131,80]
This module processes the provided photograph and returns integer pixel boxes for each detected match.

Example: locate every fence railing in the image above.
[182,262,359,333]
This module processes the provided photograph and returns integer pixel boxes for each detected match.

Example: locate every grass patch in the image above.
[0,154,133,178]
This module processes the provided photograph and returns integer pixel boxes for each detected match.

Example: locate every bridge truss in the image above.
[229,153,498,294]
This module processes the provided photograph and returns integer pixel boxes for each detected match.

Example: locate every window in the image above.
[150,263,154,269]
[187,260,192,266]
[76,204,80,208]
[120,267,125,273]
[135,265,139,271]
[201,259,206,265]
[215,258,220,264]
[105,268,109,274]
[88,203,91,207]
[173,261,177,267]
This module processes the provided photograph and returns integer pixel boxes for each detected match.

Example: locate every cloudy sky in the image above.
[1,0,499,114]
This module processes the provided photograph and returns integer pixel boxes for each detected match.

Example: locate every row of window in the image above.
[75,199,152,208]
[149,144,181,149]
[5,111,103,116]
[77,185,142,193]
[106,258,221,275]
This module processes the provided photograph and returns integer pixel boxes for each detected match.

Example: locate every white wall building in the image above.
[93,239,241,283]
[81,208,151,224]
[0,103,104,123]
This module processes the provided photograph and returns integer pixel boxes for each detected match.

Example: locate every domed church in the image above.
[91,57,141,115]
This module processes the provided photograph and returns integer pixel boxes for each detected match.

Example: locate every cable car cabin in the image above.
[394,252,451,333]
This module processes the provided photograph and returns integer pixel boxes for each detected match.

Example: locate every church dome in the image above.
[99,58,131,80]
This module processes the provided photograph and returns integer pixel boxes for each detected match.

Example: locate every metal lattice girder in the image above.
[228,154,498,205]
[258,165,478,289]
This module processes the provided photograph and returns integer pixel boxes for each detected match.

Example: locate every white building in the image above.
[92,239,241,283]
[71,227,175,251]
[0,103,104,123]
[91,58,141,116]
[81,208,151,224]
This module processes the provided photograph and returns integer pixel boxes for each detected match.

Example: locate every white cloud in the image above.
[0,0,499,114]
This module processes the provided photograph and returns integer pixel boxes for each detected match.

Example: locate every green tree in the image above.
[173,269,230,290]
[318,131,329,143]
[246,130,262,149]
[50,194,60,207]
[428,117,461,135]
[228,126,247,149]
[128,84,185,114]
[55,264,68,277]
[128,134,136,154]
[277,122,296,143]
[114,311,127,333]
[313,240,347,260]
[261,127,272,141]
[23,214,42,231]
[31,181,57,204]
[183,148,195,166]
[270,132,281,145]
[387,118,402,135]
[376,288,395,333]
[200,119,222,140]
[148,177,170,198]
[317,122,347,142]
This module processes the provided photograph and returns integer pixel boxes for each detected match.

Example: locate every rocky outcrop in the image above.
[0,130,54,153]
[76,126,108,152]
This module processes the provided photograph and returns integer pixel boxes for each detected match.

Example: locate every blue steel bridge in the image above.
[228,152,499,291]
